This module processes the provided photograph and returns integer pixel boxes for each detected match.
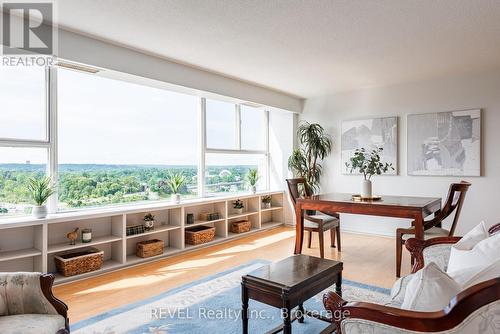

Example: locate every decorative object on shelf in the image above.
[26,176,55,219]
[186,213,194,225]
[165,172,186,204]
[66,227,79,245]
[230,220,251,234]
[81,228,92,243]
[262,195,272,209]
[245,168,259,194]
[185,225,216,245]
[233,199,244,215]
[54,247,104,277]
[346,147,394,198]
[352,194,382,201]
[126,224,145,236]
[143,213,155,231]
[199,212,221,221]
[136,239,164,258]
[341,116,398,175]
[407,109,481,176]
[288,121,332,194]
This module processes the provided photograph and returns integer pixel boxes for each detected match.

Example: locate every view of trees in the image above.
[0,164,256,216]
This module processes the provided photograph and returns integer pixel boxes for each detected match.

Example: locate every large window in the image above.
[57,68,199,210]
[0,64,272,218]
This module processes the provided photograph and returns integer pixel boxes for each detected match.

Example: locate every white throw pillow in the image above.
[401,262,461,311]
[447,230,500,283]
[450,259,500,289]
[452,221,489,250]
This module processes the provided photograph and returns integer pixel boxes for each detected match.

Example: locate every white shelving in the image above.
[0,191,285,284]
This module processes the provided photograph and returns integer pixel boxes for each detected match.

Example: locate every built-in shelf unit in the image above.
[0,191,285,284]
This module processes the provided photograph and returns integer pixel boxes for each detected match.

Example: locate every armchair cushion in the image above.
[0,272,58,316]
[401,262,460,311]
[0,314,66,334]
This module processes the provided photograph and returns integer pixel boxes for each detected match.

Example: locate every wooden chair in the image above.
[395,181,471,277]
[286,178,341,258]
[324,223,500,334]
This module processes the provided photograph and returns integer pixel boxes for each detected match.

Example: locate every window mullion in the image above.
[199,97,207,198]
[47,66,58,213]
[235,104,241,150]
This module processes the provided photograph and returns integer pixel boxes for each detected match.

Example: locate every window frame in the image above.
[0,67,271,216]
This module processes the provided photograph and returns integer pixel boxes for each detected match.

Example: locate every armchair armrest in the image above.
[323,278,500,334]
[40,274,70,332]
[405,236,461,273]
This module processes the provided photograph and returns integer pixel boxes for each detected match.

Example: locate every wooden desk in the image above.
[294,193,442,255]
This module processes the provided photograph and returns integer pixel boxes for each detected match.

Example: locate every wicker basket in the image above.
[185,225,215,245]
[136,239,164,258]
[54,247,104,277]
[230,220,251,234]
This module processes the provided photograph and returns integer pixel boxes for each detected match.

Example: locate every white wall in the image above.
[301,69,500,236]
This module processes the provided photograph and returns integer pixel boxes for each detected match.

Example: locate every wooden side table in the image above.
[241,255,343,334]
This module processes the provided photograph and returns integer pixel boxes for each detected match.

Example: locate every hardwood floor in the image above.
[54,226,412,323]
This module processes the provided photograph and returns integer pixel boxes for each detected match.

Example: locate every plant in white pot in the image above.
[346,147,394,198]
[245,168,259,194]
[233,199,244,215]
[165,172,186,204]
[27,177,55,219]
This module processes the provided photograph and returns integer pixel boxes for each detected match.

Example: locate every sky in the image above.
[1,66,266,166]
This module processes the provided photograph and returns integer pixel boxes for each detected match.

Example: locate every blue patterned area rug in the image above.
[72,260,390,334]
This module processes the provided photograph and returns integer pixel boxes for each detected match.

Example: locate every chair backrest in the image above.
[285,178,313,206]
[430,181,471,236]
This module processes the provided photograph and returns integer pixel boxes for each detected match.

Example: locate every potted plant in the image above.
[143,213,155,231]
[245,168,259,194]
[165,172,186,204]
[346,147,394,198]
[27,176,55,219]
[288,122,332,194]
[233,199,244,215]
[262,195,272,209]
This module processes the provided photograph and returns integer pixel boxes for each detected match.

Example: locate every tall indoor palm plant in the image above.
[288,121,332,193]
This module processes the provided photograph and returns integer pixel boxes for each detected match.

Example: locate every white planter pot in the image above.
[249,185,256,194]
[32,205,48,219]
[171,194,181,204]
[234,208,244,215]
[361,179,372,198]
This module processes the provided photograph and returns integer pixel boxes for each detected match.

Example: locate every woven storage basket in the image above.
[230,220,251,234]
[136,239,164,258]
[185,225,215,245]
[54,247,104,277]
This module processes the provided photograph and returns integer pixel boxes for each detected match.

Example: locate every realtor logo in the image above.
[1,2,53,55]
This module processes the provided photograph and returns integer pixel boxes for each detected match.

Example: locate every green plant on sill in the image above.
[245,168,259,187]
[165,172,187,194]
[144,213,155,221]
[27,177,55,206]
[345,147,394,180]
[288,121,332,194]
[233,199,244,209]
[262,195,272,204]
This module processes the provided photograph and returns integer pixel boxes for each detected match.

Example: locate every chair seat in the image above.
[305,214,339,230]
[402,227,450,240]
[0,314,66,334]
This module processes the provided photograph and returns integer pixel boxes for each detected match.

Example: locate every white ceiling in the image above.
[54,0,500,98]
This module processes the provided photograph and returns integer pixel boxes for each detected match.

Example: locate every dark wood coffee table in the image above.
[241,254,342,334]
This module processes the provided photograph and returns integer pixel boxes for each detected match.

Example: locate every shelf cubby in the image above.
[0,224,43,265]
[126,228,183,264]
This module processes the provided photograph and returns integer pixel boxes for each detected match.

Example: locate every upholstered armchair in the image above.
[0,273,69,334]
[323,223,500,334]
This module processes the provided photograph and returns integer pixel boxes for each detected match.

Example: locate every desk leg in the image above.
[294,204,304,254]
[336,271,342,297]
[241,282,249,334]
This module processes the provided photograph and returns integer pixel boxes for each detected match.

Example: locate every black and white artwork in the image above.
[341,117,398,174]
[407,109,481,176]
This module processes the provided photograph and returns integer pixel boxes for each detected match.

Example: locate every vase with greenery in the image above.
[27,177,55,218]
[143,213,155,231]
[245,168,259,194]
[165,172,186,204]
[345,147,394,198]
[233,199,244,215]
[288,122,332,194]
[262,195,272,209]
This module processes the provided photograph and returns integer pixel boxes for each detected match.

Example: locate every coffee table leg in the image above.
[242,282,249,334]
[336,271,343,297]
[282,307,292,334]
[297,303,305,323]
